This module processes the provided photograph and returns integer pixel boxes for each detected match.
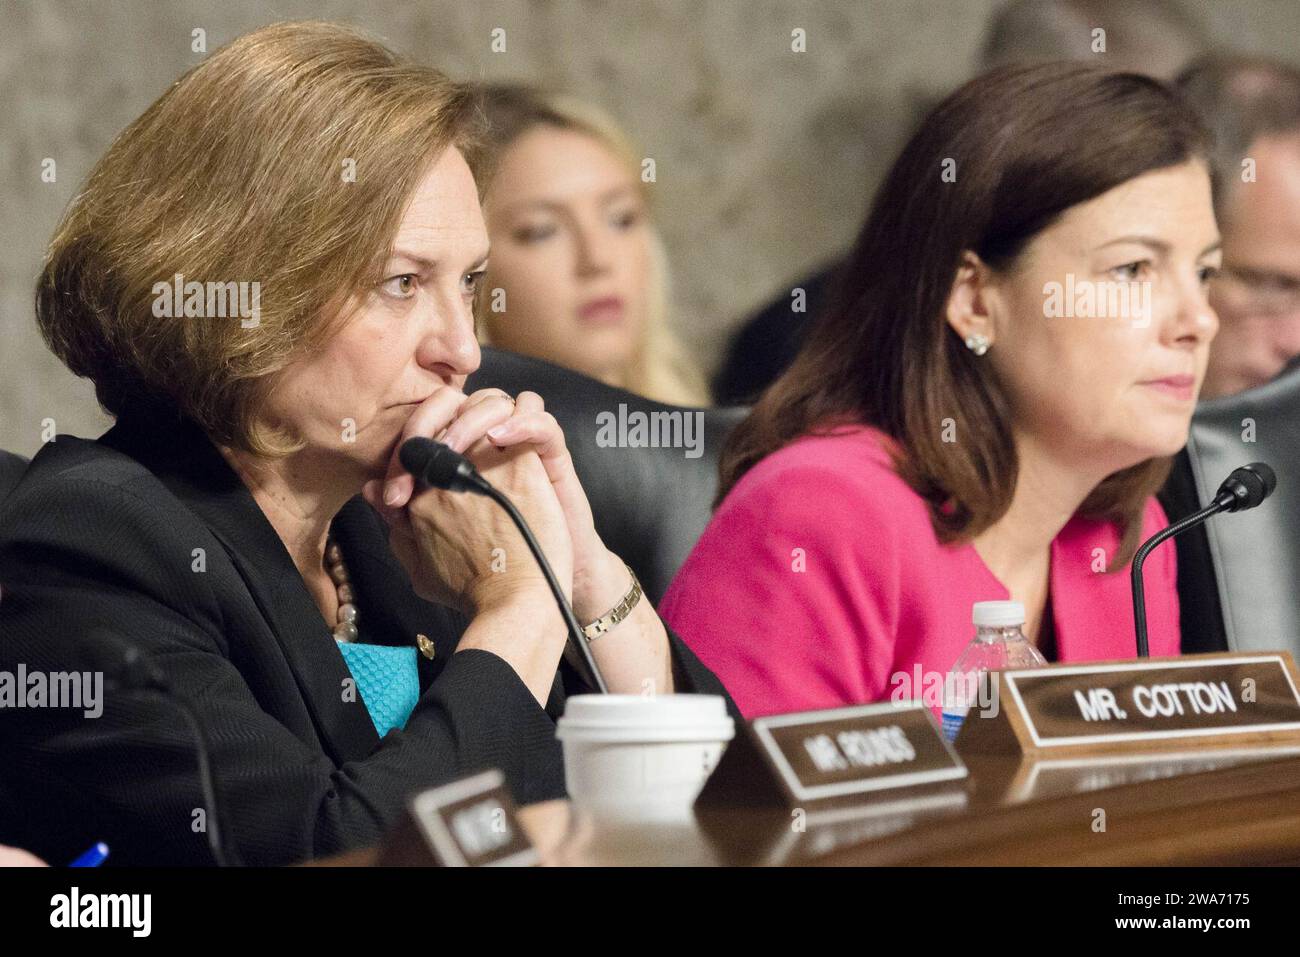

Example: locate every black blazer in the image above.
[0,400,734,866]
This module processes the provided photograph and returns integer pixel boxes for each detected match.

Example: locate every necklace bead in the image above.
[326,535,360,642]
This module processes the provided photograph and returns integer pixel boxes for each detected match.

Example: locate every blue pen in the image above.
[69,843,110,867]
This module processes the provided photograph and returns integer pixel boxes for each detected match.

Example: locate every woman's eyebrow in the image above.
[1090,235,1222,258]
[499,184,639,217]
[1092,235,1172,254]
[387,250,437,272]
[388,246,490,272]
[597,184,639,204]
[496,198,562,218]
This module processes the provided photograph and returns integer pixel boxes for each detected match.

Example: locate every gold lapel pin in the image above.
[416,633,436,660]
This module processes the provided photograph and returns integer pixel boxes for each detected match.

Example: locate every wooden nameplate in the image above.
[954,651,1300,756]
[696,700,968,811]
[378,768,538,867]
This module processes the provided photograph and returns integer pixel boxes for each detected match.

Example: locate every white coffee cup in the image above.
[556,693,735,823]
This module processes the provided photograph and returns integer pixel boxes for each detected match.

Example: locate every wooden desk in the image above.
[315,744,1300,866]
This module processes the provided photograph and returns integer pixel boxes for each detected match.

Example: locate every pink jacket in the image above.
[659,425,1180,719]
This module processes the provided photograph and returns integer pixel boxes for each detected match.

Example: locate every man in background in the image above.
[1179,57,1300,399]
[1163,56,1300,654]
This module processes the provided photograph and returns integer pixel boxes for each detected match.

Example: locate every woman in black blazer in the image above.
[0,22,731,866]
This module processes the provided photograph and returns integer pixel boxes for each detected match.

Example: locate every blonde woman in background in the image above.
[474,85,709,407]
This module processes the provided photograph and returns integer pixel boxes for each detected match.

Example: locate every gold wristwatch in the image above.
[582,563,643,641]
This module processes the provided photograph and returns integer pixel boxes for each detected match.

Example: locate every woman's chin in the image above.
[322,430,401,482]
[1116,430,1190,469]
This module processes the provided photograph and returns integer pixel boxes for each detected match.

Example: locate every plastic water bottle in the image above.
[940,600,1048,743]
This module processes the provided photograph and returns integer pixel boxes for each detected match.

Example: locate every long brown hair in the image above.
[717,63,1209,568]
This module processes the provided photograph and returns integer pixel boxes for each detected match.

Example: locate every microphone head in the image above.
[399,437,486,495]
[1215,462,1277,512]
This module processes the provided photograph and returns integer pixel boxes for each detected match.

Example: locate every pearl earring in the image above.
[964,333,991,356]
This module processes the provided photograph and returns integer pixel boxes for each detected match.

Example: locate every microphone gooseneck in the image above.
[399,437,609,694]
[1131,462,1277,657]
[104,641,241,867]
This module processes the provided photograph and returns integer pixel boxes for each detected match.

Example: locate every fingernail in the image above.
[487,424,510,440]
[383,483,401,506]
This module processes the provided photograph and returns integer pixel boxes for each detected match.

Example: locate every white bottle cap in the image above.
[973,600,1025,627]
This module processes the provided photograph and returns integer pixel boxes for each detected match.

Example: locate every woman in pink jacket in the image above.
[661,63,1221,719]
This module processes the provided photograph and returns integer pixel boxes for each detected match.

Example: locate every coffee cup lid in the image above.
[557,693,734,743]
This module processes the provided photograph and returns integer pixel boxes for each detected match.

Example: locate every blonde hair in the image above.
[37,21,484,455]
[473,86,710,407]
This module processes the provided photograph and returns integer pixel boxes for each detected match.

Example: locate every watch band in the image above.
[581,563,643,641]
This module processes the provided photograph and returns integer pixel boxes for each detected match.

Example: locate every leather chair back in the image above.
[469,348,746,603]
[1175,363,1300,656]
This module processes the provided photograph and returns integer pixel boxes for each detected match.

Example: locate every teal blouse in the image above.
[336,640,419,738]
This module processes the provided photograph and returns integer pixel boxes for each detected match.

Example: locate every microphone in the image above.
[399,437,609,694]
[1132,462,1277,657]
[400,438,492,496]
[97,636,241,866]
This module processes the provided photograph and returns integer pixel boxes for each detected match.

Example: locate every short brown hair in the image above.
[1176,55,1300,215]
[717,63,1210,568]
[37,21,482,454]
